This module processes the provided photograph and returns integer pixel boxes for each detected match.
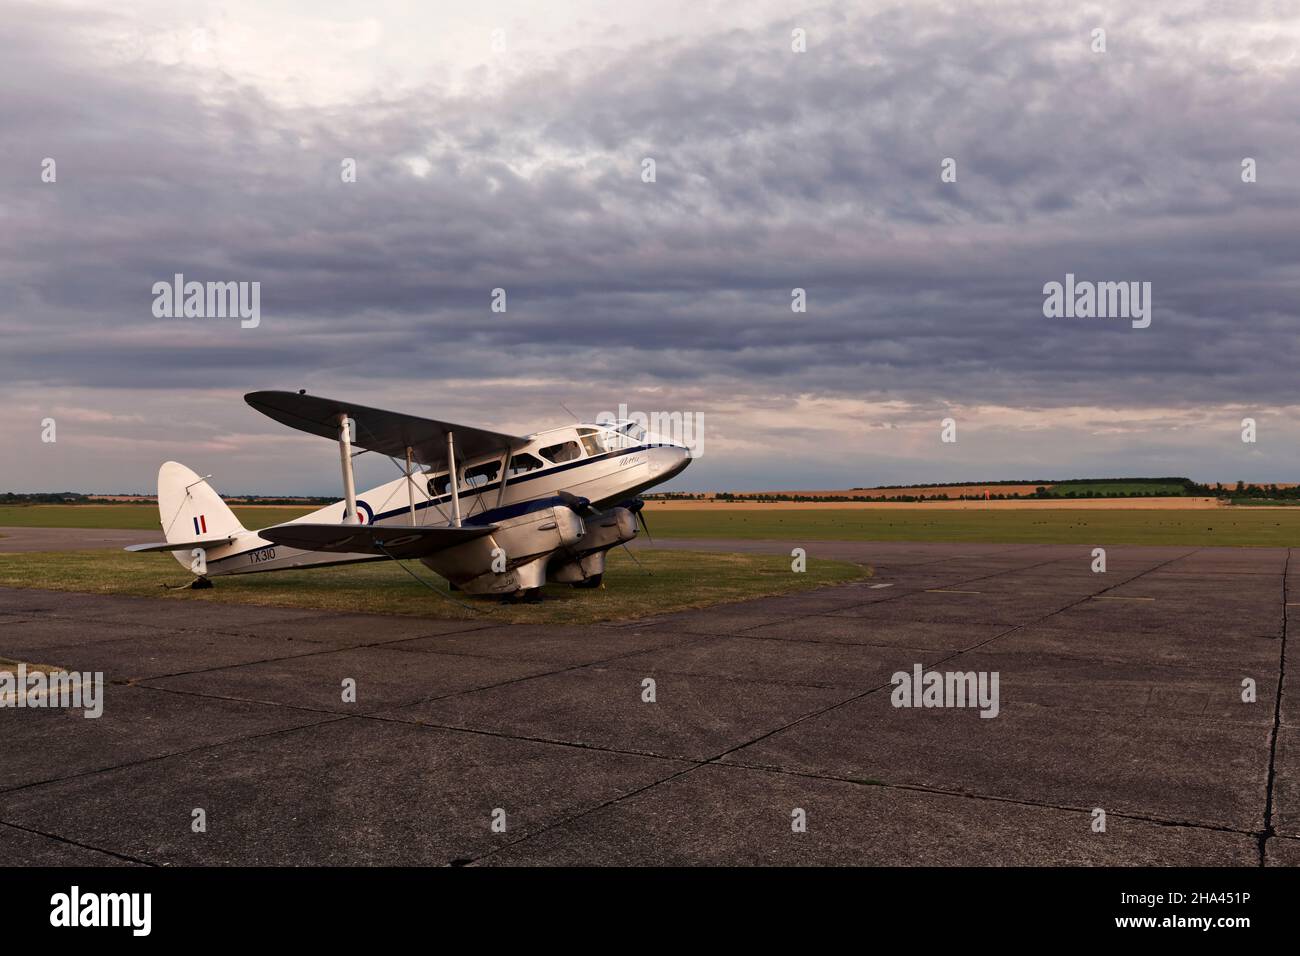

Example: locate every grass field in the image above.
[0,505,311,530]
[644,507,1300,546]
[0,548,867,625]
[6,502,1300,546]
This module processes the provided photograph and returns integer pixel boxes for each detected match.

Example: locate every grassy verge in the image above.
[0,656,60,674]
[0,548,868,625]
[0,505,313,530]
[644,507,1300,546]
[12,502,1300,546]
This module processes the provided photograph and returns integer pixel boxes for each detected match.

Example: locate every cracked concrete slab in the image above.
[1270,726,1300,839]
[378,666,848,762]
[991,618,1281,670]
[722,691,1271,832]
[928,648,1276,725]
[1264,835,1300,866]
[0,685,330,791]
[746,615,1010,650]
[0,539,1292,865]
[600,634,931,690]
[0,717,688,866]
[383,623,700,665]
[142,645,559,714]
[819,589,1083,625]
[0,621,329,681]
[480,763,1258,866]
[0,821,141,866]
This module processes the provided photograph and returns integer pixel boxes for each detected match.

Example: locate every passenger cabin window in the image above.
[539,440,581,464]
[462,461,499,489]
[427,473,451,497]
[507,452,544,477]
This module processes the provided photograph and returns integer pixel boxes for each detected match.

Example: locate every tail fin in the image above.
[157,461,246,568]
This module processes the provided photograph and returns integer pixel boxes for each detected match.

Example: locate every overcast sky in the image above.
[3,0,1299,495]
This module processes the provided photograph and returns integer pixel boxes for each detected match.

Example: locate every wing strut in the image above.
[447,431,462,527]
[497,453,510,508]
[338,414,359,524]
[405,445,417,526]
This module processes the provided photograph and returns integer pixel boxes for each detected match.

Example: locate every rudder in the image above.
[157,461,246,568]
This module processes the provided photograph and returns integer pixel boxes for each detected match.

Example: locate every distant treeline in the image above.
[0,492,92,504]
[1214,482,1300,500]
[649,479,1300,503]
[847,476,1201,490]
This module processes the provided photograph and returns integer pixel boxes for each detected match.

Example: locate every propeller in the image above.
[614,497,652,543]
[559,492,652,541]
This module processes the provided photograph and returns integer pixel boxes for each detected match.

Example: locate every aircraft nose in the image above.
[653,443,691,481]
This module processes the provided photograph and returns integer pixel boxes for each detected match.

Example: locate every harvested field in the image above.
[647,497,1226,511]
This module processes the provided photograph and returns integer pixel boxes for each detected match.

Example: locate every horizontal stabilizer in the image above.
[125,536,237,554]
[259,522,495,559]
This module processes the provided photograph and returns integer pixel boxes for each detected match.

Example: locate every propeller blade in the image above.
[637,508,653,544]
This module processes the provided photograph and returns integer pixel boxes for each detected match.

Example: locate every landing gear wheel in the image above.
[190,577,214,590]
[571,574,603,589]
[520,587,544,604]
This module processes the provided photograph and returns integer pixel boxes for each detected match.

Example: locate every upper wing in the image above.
[258,522,495,559]
[245,390,530,471]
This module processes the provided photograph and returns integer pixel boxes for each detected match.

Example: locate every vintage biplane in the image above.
[126,391,691,599]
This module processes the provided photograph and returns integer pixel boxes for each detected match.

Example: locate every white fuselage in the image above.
[198,421,689,578]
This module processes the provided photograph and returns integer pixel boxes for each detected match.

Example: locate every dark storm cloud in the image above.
[1,0,1299,492]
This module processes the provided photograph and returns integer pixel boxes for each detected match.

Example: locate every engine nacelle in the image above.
[422,501,585,595]
[547,506,638,583]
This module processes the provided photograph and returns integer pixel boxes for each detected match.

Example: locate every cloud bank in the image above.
[2,0,1298,493]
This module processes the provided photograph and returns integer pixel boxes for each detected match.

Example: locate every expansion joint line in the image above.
[1259,547,1290,865]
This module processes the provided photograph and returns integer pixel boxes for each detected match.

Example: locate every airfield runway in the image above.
[0,531,1296,866]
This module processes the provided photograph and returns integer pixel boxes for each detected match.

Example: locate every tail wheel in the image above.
[571,574,603,589]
